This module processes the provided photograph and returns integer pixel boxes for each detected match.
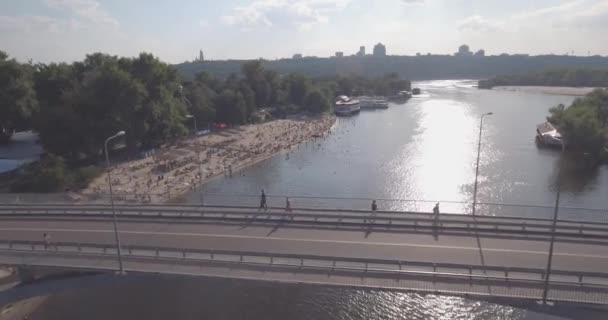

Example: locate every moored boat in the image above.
[536,122,564,148]
[335,95,361,116]
[357,96,389,109]
[387,91,412,104]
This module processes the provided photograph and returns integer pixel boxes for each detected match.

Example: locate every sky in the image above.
[1,0,608,63]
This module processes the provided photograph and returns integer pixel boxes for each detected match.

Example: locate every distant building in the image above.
[335,52,344,58]
[455,44,473,56]
[357,46,366,56]
[474,49,485,57]
[292,54,303,59]
[194,50,204,62]
[373,43,386,56]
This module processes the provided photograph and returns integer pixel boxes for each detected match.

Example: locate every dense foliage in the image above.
[1,50,410,173]
[32,53,188,161]
[175,55,608,81]
[9,154,102,192]
[479,69,608,89]
[548,89,608,160]
[0,52,38,143]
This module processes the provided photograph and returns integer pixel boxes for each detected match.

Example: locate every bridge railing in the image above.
[3,203,608,237]
[1,192,606,223]
[1,240,608,304]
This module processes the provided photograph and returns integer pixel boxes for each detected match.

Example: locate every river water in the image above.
[33,80,608,319]
[188,80,608,220]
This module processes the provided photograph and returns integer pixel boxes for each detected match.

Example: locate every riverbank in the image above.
[492,86,598,96]
[82,114,335,203]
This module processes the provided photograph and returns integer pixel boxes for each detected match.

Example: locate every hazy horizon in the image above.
[2,0,608,64]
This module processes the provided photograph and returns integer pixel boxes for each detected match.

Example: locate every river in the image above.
[186,80,608,220]
[31,80,608,319]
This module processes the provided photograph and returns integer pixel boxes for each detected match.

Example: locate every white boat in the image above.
[536,122,564,148]
[335,95,361,116]
[357,96,389,109]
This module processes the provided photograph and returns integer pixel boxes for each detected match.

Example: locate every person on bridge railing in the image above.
[371,200,377,212]
[260,189,268,211]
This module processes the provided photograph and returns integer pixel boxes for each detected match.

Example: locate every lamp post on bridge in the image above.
[472,112,493,216]
[104,130,126,274]
[542,142,566,305]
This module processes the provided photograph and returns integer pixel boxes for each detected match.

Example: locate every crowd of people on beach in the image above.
[84,115,335,203]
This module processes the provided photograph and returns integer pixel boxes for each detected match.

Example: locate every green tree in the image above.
[304,89,331,113]
[10,154,68,192]
[549,89,608,157]
[285,73,309,106]
[238,81,256,119]
[183,82,217,128]
[0,51,38,143]
[215,89,246,124]
[241,60,270,108]
[547,104,566,124]
[33,63,83,160]
[561,105,604,153]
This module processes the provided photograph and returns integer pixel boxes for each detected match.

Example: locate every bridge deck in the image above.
[1,205,608,305]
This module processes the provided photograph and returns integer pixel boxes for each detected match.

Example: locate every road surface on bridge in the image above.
[1,213,608,274]
[1,206,608,305]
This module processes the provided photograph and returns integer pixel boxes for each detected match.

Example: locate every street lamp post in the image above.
[104,130,126,274]
[472,112,493,216]
[187,114,204,206]
[542,143,565,305]
[186,114,198,136]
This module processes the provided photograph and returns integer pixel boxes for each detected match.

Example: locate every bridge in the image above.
[1,202,608,309]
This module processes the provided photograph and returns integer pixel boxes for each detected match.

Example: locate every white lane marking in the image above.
[0,227,606,259]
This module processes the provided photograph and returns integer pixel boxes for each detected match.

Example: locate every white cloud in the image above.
[511,0,608,29]
[45,0,119,29]
[221,0,351,31]
[458,15,504,32]
[0,15,67,34]
[401,0,425,6]
[459,0,608,34]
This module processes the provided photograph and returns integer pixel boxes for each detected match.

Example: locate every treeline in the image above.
[547,89,608,161]
[1,50,411,163]
[176,55,608,80]
[2,52,336,162]
[479,69,608,89]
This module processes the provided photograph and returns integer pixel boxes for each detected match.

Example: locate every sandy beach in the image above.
[83,114,335,203]
[493,86,600,96]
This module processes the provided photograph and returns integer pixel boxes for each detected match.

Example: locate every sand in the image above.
[493,86,600,96]
[0,297,47,320]
[83,114,336,203]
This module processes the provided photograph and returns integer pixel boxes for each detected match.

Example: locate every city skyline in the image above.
[1,0,607,63]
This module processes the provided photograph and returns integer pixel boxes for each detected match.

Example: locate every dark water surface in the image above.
[32,276,573,320]
[34,80,608,319]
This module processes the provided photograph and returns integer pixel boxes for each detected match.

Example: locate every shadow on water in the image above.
[549,152,600,194]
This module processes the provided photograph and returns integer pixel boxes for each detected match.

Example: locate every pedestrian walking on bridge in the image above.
[43,233,51,250]
[371,200,377,212]
[433,203,440,216]
[260,189,268,211]
[285,197,292,212]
